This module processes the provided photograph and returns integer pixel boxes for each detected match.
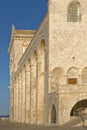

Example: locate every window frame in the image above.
[67,1,81,22]
[68,78,77,85]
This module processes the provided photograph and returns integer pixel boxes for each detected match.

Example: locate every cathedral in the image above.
[8,0,87,126]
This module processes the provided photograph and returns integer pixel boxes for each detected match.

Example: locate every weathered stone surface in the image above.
[8,0,87,126]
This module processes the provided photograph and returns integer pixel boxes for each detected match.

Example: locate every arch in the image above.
[67,1,81,22]
[37,38,46,124]
[50,67,63,92]
[50,105,56,123]
[38,39,46,56]
[81,67,87,84]
[70,99,87,116]
[67,67,79,85]
[27,58,31,65]
[39,39,45,48]
[30,50,37,123]
[52,67,63,84]
[32,50,37,58]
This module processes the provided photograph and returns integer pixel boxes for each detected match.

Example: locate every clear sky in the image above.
[0,0,48,115]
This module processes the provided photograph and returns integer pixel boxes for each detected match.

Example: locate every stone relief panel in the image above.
[67,67,78,78]
[66,67,79,85]
[50,67,63,92]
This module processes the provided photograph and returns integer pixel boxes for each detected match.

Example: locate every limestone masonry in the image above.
[8,0,87,125]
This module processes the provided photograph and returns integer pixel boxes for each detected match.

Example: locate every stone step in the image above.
[64,116,87,126]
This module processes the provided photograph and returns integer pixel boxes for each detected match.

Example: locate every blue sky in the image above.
[0,0,48,115]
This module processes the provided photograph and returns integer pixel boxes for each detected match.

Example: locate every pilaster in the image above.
[15,76,19,122]
[13,78,16,121]
[10,83,14,121]
[30,53,37,124]
[25,61,31,123]
[18,72,22,122]
[37,44,45,125]
[21,67,26,123]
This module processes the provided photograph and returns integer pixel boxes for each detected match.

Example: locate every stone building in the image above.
[8,0,87,125]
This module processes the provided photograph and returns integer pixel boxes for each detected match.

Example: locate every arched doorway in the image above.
[51,105,56,123]
[70,99,87,116]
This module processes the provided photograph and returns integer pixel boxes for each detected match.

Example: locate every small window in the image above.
[68,78,77,85]
[22,45,28,53]
[67,1,81,22]
[69,4,77,22]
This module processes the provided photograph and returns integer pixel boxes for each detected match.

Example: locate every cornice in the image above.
[12,13,48,79]
[13,35,34,40]
[8,31,36,53]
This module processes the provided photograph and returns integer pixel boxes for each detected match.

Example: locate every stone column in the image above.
[36,57,38,124]
[25,60,30,123]
[21,70,22,123]
[13,78,16,121]
[18,72,22,122]
[30,52,37,124]
[37,42,45,125]
[15,76,19,122]
[10,83,14,121]
[21,66,26,123]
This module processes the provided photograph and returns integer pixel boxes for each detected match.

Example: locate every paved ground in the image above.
[0,120,87,130]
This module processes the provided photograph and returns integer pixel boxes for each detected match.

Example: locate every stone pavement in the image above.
[0,120,87,130]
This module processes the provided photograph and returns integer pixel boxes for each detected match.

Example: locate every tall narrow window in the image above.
[22,44,28,53]
[51,105,56,123]
[67,1,81,22]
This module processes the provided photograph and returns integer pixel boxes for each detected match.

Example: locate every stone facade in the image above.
[8,0,87,126]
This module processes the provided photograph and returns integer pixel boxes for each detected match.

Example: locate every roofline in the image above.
[8,27,36,53]
[16,13,48,74]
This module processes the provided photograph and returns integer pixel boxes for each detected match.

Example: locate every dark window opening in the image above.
[68,78,77,85]
[51,105,56,123]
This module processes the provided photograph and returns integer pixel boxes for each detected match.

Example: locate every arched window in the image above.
[67,67,78,85]
[50,67,63,92]
[51,105,56,123]
[67,1,81,22]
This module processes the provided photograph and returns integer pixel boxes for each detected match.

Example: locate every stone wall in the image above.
[8,0,87,126]
[8,14,49,125]
[47,0,87,125]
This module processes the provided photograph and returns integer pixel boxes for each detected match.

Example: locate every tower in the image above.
[47,0,87,125]
[8,25,36,121]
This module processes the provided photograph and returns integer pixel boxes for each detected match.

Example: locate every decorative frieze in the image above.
[13,36,34,40]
